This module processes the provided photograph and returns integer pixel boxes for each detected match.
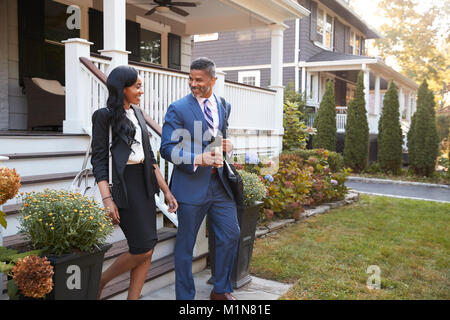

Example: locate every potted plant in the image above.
[0,166,21,296]
[14,189,114,300]
[208,170,267,289]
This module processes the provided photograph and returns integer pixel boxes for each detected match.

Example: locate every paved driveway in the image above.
[345,180,450,203]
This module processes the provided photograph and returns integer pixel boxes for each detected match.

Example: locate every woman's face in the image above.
[123,76,144,106]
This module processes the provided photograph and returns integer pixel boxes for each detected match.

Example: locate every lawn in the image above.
[250,195,450,299]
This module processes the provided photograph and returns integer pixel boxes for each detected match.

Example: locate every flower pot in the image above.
[208,202,262,289]
[45,243,112,300]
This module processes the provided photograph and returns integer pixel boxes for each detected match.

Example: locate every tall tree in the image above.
[344,72,369,172]
[407,80,440,176]
[313,80,336,151]
[378,81,403,174]
[375,0,450,108]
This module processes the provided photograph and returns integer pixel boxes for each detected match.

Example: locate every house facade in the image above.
[0,0,310,298]
[192,0,419,154]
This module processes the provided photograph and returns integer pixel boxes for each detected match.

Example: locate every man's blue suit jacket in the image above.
[160,93,234,205]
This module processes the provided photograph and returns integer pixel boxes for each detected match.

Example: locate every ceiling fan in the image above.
[145,0,197,17]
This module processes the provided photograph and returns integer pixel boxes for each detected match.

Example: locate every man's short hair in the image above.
[190,57,216,78]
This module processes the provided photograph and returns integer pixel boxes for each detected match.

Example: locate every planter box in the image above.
[45,243,112,300]
[208,202,262,289]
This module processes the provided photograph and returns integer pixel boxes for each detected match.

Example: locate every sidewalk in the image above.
[140,268,292,300]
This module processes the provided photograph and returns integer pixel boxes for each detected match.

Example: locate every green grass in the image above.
[250,195,450,299]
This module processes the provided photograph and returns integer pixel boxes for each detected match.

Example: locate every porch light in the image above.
[155,6,170,13]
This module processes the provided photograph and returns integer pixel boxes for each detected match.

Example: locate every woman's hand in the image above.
[164,191,178,213]
[103,198,120,225]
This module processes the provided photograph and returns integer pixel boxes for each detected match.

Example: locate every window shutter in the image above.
[310,1,318,41]
[89,8,103,54]
[126,20,141,62]
[168,33,181,70]
[344,26,351,54]
[361,38,366,55]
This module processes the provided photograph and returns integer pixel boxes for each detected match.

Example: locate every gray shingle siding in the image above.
[334,18,346,53]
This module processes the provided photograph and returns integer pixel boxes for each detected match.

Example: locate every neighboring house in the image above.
[193,0,419,157]
[0,0,309,299]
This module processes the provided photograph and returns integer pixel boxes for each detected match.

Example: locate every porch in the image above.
[300,52,418,136]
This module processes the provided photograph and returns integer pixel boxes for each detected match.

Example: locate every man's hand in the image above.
[222,139,233,154]
[194,151,223,168]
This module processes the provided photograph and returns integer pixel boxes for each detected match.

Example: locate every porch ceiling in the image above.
[127,0,309,34]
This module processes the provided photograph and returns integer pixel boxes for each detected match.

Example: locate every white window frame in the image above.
[349,29,364,55]
[193,33,219,42]
[238,70,260,87]
[314,6,334,51]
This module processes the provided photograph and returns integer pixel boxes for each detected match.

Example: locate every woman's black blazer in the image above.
[91,106,159,209]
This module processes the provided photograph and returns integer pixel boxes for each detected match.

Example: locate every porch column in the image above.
[214,71,226,98]
[99,0,129,73]
[300,65,307,96]
[268,24,286,139]
[374,75,381,115]
[362,65,370,113]
[399,87,404,121]
[62,38,93,134]
[406,91,412,123]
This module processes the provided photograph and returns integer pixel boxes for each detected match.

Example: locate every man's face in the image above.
[189,69,216,98]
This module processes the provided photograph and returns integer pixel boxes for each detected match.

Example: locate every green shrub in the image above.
[344,71,369,172]
[407,80,440,176]
[18,189,114,255]
[287,149,344,173]
[327,152,344,172]
[378,81,403,174]
[312,80,337,151]
[283,101,309,152]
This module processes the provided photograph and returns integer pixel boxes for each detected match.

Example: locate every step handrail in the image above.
[78,57,178,227]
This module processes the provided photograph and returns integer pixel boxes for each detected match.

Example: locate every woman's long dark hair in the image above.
[106,65,139,148]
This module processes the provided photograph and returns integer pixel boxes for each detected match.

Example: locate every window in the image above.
[238,71,260,87]
[193,33,219,42]
[140,29,161,65]
[315,7,334,50]
[349,30,363,55]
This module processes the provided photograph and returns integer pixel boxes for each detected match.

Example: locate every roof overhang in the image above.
[129,0,309,35]
[301,58,418,91]
[318,0,381,39]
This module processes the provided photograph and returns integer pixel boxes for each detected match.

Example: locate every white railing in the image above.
[305,106,348,132]
[224,81,277,130]
[89,54,111,75]
[131,62,190,128]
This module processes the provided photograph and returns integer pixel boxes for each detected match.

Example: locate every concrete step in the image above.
[2,151,89,177]
[0,134,89,154]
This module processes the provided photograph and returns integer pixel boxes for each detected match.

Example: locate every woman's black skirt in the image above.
[119,164,158,254]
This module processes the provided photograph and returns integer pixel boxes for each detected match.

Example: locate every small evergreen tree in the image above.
[407,80,440,176]
[283,101,308,152]
[312,80,337,151]
[377,81,403,174]
[344,71,369,172]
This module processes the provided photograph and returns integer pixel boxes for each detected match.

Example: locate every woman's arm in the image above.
[153,164,178,213]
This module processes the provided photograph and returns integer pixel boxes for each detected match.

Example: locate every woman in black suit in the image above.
[91,65,178,300]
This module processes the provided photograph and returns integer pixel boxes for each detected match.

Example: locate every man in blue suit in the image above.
[160,57,240,300]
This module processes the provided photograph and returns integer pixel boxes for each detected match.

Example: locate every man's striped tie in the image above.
[203,99,214,132]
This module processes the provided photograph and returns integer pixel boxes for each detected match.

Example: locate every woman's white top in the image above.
[125,108,145,165]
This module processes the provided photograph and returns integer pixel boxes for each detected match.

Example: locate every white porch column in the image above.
[399,87,404,120]
[99,0,129,73]
[300,65,307,96]
[214,71,226,98]
[362,65,370,113]
[406,91,412,123]
[374,75,381,115]
[62,38,93,134]
[268,24,286,140]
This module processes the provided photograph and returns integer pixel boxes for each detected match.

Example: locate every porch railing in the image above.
[224,81,277,130]
[305,106,348,132]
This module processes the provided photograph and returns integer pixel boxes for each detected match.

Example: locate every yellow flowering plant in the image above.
[18,189,114,255]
